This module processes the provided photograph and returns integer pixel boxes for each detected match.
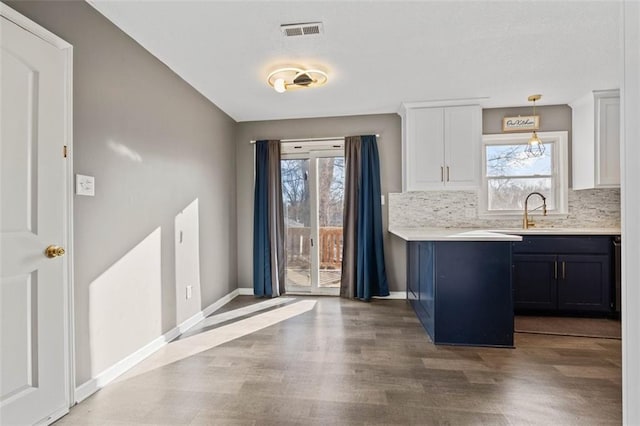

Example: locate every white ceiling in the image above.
[88,1,622,122]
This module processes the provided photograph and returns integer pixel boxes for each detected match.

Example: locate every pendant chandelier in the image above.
[525,94,545,157]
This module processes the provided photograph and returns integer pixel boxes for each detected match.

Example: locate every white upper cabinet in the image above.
[570,90,620,190]
[401,103,481,191]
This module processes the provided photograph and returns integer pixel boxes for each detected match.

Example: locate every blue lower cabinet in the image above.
[407,241,514,348]
[512,236,613,314]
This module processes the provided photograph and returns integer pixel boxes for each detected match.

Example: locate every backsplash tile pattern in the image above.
[389,189,620,229]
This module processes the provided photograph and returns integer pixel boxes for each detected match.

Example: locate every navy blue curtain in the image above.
[341,135,390,300]
[253,140,284,297]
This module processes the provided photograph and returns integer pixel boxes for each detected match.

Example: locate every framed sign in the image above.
[502,115,540,132]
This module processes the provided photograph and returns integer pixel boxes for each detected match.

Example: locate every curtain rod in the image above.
[249,134,380,144]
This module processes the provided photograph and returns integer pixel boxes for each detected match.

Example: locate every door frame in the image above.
[281,142,344,296]
[1,3,75,411]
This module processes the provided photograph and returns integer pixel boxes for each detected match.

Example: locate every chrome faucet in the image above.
[523,192,547,229]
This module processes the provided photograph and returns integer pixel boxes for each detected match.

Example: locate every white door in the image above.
[1,13,70,426]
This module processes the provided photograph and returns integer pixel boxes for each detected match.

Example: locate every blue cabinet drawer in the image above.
[512,236,611,255]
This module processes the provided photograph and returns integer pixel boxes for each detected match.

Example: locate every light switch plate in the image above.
[76,174,95,196]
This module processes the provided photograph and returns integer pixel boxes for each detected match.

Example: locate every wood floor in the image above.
[57,296,621,425]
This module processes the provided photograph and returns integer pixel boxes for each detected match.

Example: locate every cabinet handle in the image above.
[562,261,566,280]
[554,261,558,280]
[446,166,450,182]
[440,166,444,182]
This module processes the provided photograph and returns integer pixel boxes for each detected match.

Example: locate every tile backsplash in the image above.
[388,189,620,229]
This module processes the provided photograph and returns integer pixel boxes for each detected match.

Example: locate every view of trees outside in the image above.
[318,157,344,228]
[281,159,310,228]
[486,143,555,210]
[281,159,312,287]
[281,157,345,290]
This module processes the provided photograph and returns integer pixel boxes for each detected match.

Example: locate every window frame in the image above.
[479,131,569,218]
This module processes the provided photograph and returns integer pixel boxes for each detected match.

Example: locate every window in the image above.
[480,131,568,216]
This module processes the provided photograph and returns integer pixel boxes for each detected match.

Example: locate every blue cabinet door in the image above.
[407,242,434,337]
[557,255,611,312]
[513,254,557,311]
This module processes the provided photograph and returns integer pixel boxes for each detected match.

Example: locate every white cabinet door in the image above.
[571,90,620,189]
[405,107,445,191]
[444,105,480,188]
[596,95,620,187]
[1,14,70,426]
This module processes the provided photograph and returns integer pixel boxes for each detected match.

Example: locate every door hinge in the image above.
[63,145,68,158]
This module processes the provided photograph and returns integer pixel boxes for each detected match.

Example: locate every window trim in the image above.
[479,131,569,218]
[280,139,344,155]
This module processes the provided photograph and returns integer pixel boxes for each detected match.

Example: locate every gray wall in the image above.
[236,115,405,292]
[7,1,238,385]
[483,104,572,134]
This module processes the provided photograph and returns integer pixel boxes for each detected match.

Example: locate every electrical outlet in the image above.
[186,285,192,300]
[465,208,476,218]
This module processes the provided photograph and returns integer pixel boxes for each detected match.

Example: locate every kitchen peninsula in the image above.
[390,228,522,348]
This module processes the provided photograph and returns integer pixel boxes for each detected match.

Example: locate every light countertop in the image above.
[388,228,523,242]
[389,227,621,242]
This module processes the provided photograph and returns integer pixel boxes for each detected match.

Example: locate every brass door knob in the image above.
[45,245,66,258]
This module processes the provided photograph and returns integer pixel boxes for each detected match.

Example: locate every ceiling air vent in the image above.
[281,22,324,37]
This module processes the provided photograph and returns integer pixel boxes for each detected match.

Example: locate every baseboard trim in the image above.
[202,288,240,316]
[74,288,240,404]
[237,288,404,299]
[373,291,406,300]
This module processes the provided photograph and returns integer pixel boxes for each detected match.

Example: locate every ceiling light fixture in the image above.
[526,94,545,157]
[267,67,328,93]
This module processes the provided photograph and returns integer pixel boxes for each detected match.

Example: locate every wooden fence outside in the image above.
[286,227,343,269]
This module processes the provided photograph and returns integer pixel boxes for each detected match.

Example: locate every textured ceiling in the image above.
[88,1,622,122]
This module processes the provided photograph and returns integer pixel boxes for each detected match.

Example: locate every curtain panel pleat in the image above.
[253,140,284,297]
[340,135,390,300]
[340,137,360,298]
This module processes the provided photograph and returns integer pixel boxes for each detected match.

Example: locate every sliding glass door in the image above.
[281,145,344,295]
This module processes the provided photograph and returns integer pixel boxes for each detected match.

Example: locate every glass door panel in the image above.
[317,157,344,289]
[281,159,312,291]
